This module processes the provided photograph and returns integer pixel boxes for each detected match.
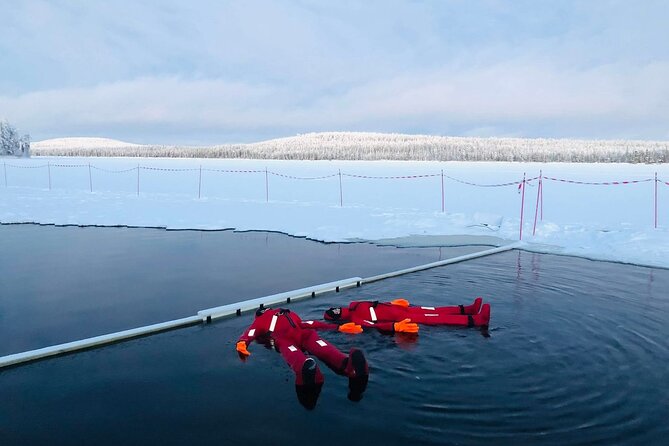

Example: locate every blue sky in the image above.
[1,0,668,144]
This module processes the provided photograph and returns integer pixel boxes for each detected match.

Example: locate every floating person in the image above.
[235,307,372,410]
[323,297,491,329]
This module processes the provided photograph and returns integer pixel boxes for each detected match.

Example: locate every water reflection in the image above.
[233,306,370,410]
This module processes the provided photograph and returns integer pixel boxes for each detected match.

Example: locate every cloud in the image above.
[2,1,669,142]
[3,57,668,143]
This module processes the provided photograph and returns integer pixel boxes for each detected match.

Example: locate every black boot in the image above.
[296,358,323,410]
[346,349,369,402]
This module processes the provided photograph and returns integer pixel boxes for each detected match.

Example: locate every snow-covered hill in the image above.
[32,137,144,149]
[30,132,669,163]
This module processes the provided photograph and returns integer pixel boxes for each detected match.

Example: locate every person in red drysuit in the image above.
[236,306,374,410]
[323,297,491,328]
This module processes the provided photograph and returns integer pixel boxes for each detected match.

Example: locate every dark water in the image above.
[2,228,669,445]
[0,224,478,356]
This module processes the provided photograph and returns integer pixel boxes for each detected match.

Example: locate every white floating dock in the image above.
[0,243,517,370]
[362,242,520,283]
[0,316,201,369]
[197,277,362,322]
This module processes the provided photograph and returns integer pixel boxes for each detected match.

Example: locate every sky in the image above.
[1,0,669,144]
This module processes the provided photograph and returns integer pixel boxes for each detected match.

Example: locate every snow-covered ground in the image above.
[1,157,668,269]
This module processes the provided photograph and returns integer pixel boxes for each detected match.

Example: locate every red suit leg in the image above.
[406,305,460,316]
[407,311,471,326]
[274,334,325,385]
[406,302,490,327]
[301,330,370,403]
[406,297,482,317]
[300,329,349,375]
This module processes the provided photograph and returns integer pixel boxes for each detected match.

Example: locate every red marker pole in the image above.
[88,163,93,192]
[533,170,542,236]
[540,172,543,221]
[519,173,526,240]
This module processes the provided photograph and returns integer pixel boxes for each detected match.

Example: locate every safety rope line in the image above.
[4,163,48,169]
[49,163,87,168]
[90,166,138,173]
[3,162,664,187]
[342,173,440,180]
[140,166,198,172]
[269,171,338,180]
[444,174,539,188]
[542,176,654,185]
[202,168,265,173]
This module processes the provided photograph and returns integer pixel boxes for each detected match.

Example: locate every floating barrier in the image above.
[197,277,362,323]
[362,243,520,283]
[0,244,517,370]
[0,316,201,369]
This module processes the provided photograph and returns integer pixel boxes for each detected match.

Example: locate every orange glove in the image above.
[338,322,363,334]
[393,318,419,333]
[390,298,410,307]
[236,340,251,357]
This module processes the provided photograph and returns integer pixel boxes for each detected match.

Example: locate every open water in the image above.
[0,224,474,356]
[1,225,668,445]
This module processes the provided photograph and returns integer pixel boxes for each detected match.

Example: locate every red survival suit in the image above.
[324,297,490,328]
[236,308,368,387]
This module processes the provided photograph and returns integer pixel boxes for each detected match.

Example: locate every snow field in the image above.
[2,157,668,268]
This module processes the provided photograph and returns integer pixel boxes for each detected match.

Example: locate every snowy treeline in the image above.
[32,132,669,163]
[0,121,30,157]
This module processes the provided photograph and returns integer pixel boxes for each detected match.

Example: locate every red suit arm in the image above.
[299,320,340,330]
[237,316,266,344]
[352,317,419,334]
[353,318,397,333]
[350,302,408,323]
[302,320,364,334]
